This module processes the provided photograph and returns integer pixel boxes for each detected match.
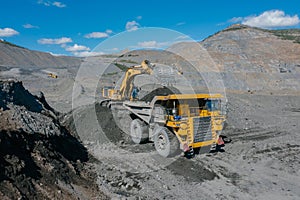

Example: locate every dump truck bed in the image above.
[123,101,153,123]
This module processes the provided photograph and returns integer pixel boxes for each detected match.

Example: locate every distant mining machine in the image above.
[48,73,58,79]
[100,60,226,157]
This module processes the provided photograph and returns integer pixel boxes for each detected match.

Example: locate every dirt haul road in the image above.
[65,92,300,200]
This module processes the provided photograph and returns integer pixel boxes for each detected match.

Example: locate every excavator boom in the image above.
[102,60,153,101]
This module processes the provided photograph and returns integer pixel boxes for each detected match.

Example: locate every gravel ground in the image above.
[63,92,300,199]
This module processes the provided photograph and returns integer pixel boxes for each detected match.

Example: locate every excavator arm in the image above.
[104,60,154,101]
[119,60,153,100]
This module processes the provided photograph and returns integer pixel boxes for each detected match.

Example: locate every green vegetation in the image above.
[119,53,138,57]
[101,54,119,58]
[118,59,138,64]
[103,72,118,76]
[267,29,300,44]
[222,24,248,32]
[203,24,249,41]
[0,39,25,49]
[203,24,300,45]
[114,62,128,71]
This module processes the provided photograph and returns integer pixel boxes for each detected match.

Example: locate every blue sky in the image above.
[0,0,299,56]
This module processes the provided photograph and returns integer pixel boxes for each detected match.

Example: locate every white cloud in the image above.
[85,32,109,38]
[176,22,186,26]
[0,28,19,37]
[37,0,66,8]
[174,35,190,41]
[137,40,169,48]
[243,10,300,28]
[37,0,50,6]
[73,51,104,57]
[106,29,113,34]
[228,17,243,23]
[230,10,300,28]
[23,24,39,29]
[126,21,139,31]
[49,52,65,56]
[175,35,189,40]
[52,1,66,8]
[38,37,72,44]
[65,44,90,52]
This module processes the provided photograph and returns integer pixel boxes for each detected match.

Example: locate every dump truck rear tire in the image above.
[154,127,180,157]
[130,119,148,144]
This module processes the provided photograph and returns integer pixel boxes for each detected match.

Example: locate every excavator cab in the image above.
[102,86,115,98]
[131,86,140,100]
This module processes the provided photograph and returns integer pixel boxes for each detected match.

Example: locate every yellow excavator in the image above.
[101,60,227,157]
[102,60,153,103]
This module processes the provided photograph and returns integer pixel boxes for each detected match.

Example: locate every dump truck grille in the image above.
[193,117,212,143]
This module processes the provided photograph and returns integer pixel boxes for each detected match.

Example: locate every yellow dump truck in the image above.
[101,60,226,157]
[123,93,225,157]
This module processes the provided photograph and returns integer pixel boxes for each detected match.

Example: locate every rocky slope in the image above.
[0,80,108,199]
[202,24,300,92]
[0,40,80,68]
[0,40,82,112]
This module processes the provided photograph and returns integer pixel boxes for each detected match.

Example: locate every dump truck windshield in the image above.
[206,100,219,111]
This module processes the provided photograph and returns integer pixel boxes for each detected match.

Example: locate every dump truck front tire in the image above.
[154,127,180,157]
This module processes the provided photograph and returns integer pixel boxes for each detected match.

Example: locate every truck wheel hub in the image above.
[157,134,167,150]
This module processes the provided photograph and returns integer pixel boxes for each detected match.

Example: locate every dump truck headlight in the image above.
[180,122,188,130]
